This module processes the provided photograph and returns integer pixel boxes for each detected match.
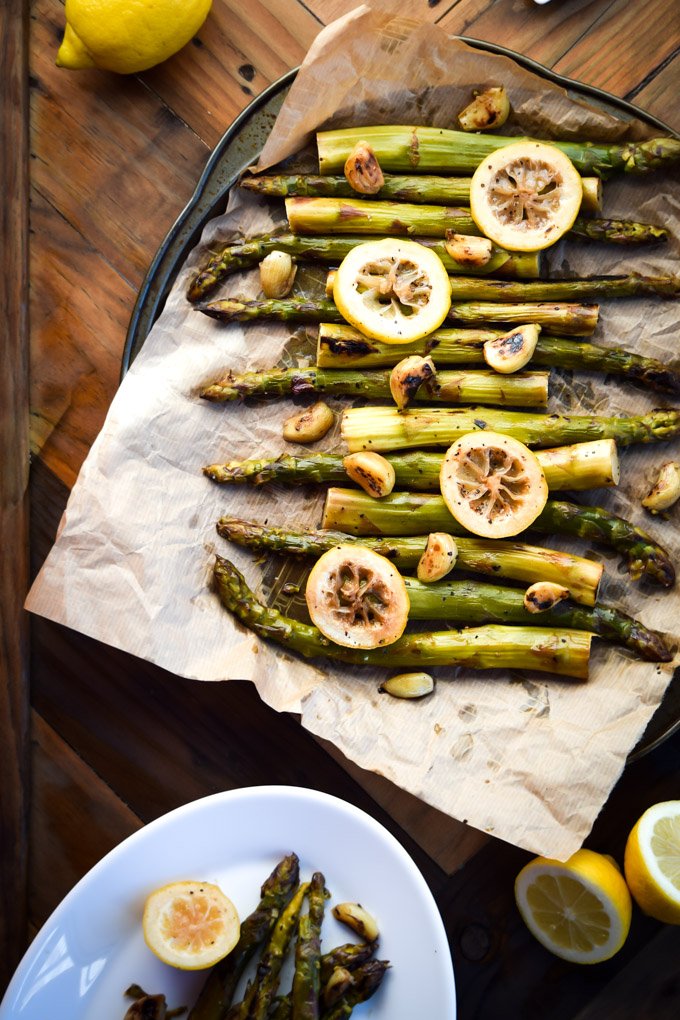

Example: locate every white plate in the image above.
[1,786,456,1019]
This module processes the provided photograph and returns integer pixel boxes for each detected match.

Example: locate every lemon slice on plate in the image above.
[440,431,548,539]
[333,238,451,344]
[515,849,632,964]
[624,800,680,924]
[469,141,583,251]
[143,880,240,969]
[306,545,410,648]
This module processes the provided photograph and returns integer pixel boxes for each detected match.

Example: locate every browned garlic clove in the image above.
[344,140,385,194]
[283,401,334,443]
[343,451,396,498]
[259,250,297,298]
[484,323,540,374]
[524,581,570,614]
[389,355,436,410]
[458,86,511,132]
[444,232,493,267]
[417,532,458,582]
[332,902,379,942]
[323,967,354,1008]
[379,672,435,699]
[642,462,680,513]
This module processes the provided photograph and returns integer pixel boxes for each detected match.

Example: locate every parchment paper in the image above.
[27,5,680,858]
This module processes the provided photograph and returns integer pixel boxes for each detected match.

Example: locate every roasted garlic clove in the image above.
[458,86,511,132]
[444,232,493,267]
[343,451,395,498]
[417,532,458,582]
[642,461,680,513]
[379,672,435,699]
[389,355,436,410]
[344,140,385,195]
[484,323,540,374]
[524,581,570,614]
[259,250,297,298]
[283,402,334,443]
[325,269,337,298]
[323,968,354,1008]
[580,178,603,216]
[332,902,379,942]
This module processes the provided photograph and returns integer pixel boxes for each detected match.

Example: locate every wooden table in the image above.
[3,0,680,1014]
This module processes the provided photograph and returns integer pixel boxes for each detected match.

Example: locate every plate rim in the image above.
[1,785,456,1019]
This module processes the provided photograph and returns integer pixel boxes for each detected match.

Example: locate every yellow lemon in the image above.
[56,0,212,74]
[142,880,240,970]
[514,848,632,964]
[624,800,680,924]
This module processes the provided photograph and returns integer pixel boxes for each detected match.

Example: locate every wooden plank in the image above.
[303,0,453,27]
[0,0,30,989]
[553,0,680,97]
[143,0,322,148]
[29,712,142,927]
[31,0,210,288]
[625,54,680,133]
[30,187,136,487]
[438,0,618,70]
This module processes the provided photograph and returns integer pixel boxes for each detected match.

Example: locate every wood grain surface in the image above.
[4,0,680,1013]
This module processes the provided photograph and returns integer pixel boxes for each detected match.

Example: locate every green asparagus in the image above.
[197,297,599,336]
[215,517,604,606]
[316,323,680,397]
[319,960,390,1020]
[200,366,549,409]
[316,125,680,178]
[213,556,593,679]
[321,488,675,587]
[340,405,680,453]
[292,873,327,1020]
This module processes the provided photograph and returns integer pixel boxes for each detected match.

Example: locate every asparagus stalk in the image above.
[189,853,300,1020]
[446,274,680,302]
[200,366,549,409]
[316,323,680,396]
[241,171,606,217]
[216,518,604,606]
[206,440,619,493]
[321,489,675,587]
[316,125,680,178]
[285,198,677,266]
[187,233,541,303]
[214,556,593,679]
[197,297,599,336]
[319,944,376,986]
[340,405,680,452]
[292,873,327,1020]
[319,960,390,1020]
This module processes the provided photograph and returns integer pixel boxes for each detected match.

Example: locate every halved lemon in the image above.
[515,849,632,964]
[333,238,451,344]
[143,880,240,970]
[439,431,548,539]
[624,800,680,924]
[306,545,410,649]
[469,141,583,251]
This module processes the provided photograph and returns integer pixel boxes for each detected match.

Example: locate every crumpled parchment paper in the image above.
[26,4,680,858]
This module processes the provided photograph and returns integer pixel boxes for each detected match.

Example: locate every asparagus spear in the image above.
[570,217,668,244]
[340,405,680,452]
[316,323,680,396]
[446,274,680,302]
[197,297,599,336]
[265,943,377,1020]
[186,234,541,303]
[188,853,300,1020]
[292,873,327,1020]
[240,172,605,217]
[319,960,390,1020]
[316,125,680,178]
[213,556,593,679]
[205,440,620,493]
[321,488,675,587]
[200,367,549,409]
[216,517,604,606]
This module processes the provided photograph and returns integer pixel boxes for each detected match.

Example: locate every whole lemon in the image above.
[56,0,213,74]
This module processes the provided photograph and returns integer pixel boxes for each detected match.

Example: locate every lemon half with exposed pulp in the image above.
[333,238,451,344]
[624,800,680,924]
[57,0,213,74]
[143,880,240,970]
[469,141,583,251]
[515,849,632,964]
